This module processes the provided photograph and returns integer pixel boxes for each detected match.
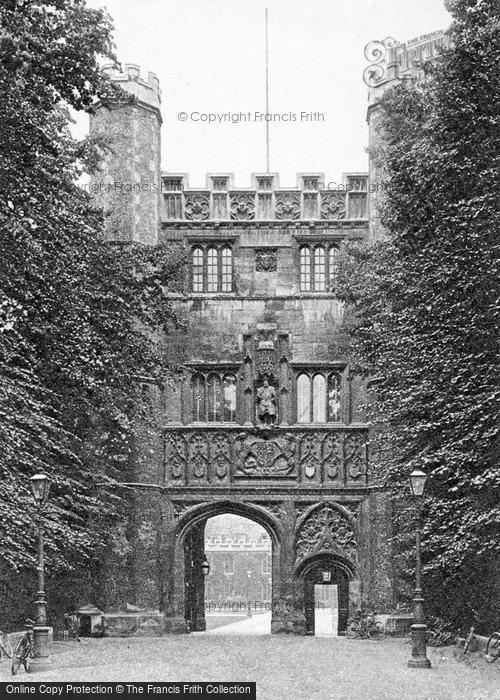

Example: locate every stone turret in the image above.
[364,31,452,240]
[89,64,162,244]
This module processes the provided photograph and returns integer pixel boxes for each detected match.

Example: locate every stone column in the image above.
[163,503,188,634]
[271,500,305,634]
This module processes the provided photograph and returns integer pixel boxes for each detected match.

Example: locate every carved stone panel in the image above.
[164,433,188,481]
[188,432,209,480]
[344,433,368,481]
[210,432,231,480]
[184,192,210,221]
[303,192,318,219]
[163,193,182,220]
[298,433,321,479]
[230,192,255,220]
[295,504,357,563]
[275,192,301,220]
[321,432,342,481]
[255,249,277,272]
[234,432,296,478]
[320,191,346,220]
[162,427,368,485]
[212,193,228,219]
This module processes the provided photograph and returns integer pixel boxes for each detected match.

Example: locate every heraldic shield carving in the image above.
[234,432,296,478]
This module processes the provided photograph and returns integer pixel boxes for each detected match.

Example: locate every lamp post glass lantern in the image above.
[30,474,51,505]
[409,470,427,497]
[201,555,210,577]
[29,473,51,672]
[408,469,431,669]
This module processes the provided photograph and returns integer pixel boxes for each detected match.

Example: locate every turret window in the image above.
[191,244,233,293]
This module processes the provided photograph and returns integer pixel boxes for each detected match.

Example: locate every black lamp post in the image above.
[407,469,431,669]
[29,473,51,672]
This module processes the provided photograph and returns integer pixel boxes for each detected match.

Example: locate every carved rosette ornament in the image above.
[320,192,346,219]
[184,192,210,221]
[295,504,357,563]
[275,193,301,220]
[230,193,255,220]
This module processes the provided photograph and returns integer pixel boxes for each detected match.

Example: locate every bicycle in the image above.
[11,619,35,675]
[463,626,475,654]
[346,611,384,640]
[0,631,13,662]
[485,631,500,663]
[403,628,436,645]
[429,618,456,647]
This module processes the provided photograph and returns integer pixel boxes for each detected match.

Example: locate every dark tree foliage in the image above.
[0,0,185,575]
[337,0,500,631]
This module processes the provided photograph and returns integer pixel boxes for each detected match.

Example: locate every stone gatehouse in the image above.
[88,33,447,633]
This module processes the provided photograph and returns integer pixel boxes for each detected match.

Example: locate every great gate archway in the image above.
[171,502,282,633]
[88,65,396,635]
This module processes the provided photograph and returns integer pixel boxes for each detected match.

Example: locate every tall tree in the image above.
[0,0,184,579]
[337,0,500,630]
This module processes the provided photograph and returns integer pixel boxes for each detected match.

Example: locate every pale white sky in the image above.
[79,0,452,187]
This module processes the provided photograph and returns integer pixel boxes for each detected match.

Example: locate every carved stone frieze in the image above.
[275,192,301,220]
[297,432,342,480]
[184,192,210,221]
[234,432,296,477]
[230,192,255,220]
[320,192,346,220]
[295,504,357,563]
[163,428,368,485]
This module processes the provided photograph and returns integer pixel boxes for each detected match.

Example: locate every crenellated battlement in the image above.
[102,63,161,112]
[161,172,368,222]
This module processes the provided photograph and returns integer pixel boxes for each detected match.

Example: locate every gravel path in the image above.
[3,635,498,699]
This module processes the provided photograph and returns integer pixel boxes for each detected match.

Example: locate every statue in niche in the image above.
[256,377,277,426]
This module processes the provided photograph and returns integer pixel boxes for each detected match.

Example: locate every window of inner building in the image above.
[262,554,272,575]
[300,247,311,292]
[299,244,339,292]
[191,371,237,422]
[191,244,234,293]
[223,554,234,574]
[221,247,232,292]
[296,370,343,423]
[192,247,204,292]
[207,247,218,292]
